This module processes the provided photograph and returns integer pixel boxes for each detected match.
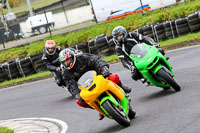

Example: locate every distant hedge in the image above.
[0,0,200,63]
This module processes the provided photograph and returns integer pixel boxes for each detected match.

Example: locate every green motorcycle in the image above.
[129,43,181,91]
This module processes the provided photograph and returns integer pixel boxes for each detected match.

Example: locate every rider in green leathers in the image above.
[112,26,165,85]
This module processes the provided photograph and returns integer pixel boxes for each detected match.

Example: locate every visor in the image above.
[62,58,71,68]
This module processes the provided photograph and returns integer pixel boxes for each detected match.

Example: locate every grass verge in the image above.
[159,32,200,47]
[0,71,51,88]
[0,32,200,89]
[3,0,59,15]
[1,0,200,63]
[0,127,14,133]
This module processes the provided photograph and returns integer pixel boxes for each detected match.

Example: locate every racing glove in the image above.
[100,66,111,78]
[56,67,62,72]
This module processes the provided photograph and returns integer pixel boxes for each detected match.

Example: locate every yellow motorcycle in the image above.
[78,71,135,127]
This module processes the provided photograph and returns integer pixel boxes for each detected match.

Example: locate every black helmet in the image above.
[112,26,127,43]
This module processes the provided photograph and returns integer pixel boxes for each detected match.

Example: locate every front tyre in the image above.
[157,69,181,92]
[102,100,130,127]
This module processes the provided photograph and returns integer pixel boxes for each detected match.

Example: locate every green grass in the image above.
[3,0,59,15]
[0,71,51,87]
[52,0,88,14]
[103,54,119,62]
[0,127,14,133]
[159,32,200,46]
[0,56,118,87]
[1,0,200,87]
[1,30,200,88]
[1,0,200,63]
[4,0,88,19]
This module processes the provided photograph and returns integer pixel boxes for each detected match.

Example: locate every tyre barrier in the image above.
[71,42,89,53]
[171,20,178,38]
[88,34,115,57]
[175,18,191,36]
[95,35,109,56]
[107,38,116,55]
[141,25,157,42]
[163,21,175,39]
[2,59,22,80]
[1,11,200,83]
[154,23,166,42]
[187,12,200,32]
[16,57,37,77]
[88,34,104,55]
[133,27,143,35]
[30,54,47,73]
[0,64,7,83]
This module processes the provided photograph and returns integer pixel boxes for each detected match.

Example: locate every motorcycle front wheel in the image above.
[102,100,130,127]
[157,69,181,92]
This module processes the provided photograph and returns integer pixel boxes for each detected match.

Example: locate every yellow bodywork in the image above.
[79,72,124,116]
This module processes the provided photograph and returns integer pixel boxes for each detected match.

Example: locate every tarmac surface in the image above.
[1,46,200,133]
[0,118,68,133]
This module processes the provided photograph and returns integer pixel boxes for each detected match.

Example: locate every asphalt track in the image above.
[0,45,200,133]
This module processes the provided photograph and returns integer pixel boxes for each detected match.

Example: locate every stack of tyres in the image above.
[2,59,22,80]
[175,18,191,36]
[71,42,89,53]
[142,25,156,42]
[96,35,114,56]
[88,34,104,55]
[187,12,200,32]
[0,64,7,83]
[31,54,47,72]
[88,34,113,57]
[154,23,167,42]
[107,34,116,55]
[171,20,178,38]
[16,57,37,77]
[163,21,175,39]
[133,27,143,35]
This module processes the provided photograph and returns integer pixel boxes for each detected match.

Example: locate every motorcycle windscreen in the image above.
[130,44,147,58]
[78,71,95,88]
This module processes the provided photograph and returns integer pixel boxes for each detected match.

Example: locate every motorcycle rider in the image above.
[59,48,132,119]
[42,40,65,87]
[112,26,166,85]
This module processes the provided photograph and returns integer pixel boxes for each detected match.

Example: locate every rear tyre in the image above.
[102,100,130,127]
[157,69,181,92]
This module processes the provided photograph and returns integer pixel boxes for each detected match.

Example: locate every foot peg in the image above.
[141,78,146,83]
[141,78,150,86]
[99,113,105,120]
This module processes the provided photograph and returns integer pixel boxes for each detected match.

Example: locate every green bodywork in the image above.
[100,92,129,118]
[129,43,174,88]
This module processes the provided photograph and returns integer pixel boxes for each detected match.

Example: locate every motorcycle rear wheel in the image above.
[102,100,130,127]
[157,69,181,92]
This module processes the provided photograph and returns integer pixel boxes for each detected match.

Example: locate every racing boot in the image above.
[118,81,131,93]
[140,78,150,86]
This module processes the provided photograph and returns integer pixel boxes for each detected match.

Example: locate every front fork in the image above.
[100,93,129,117]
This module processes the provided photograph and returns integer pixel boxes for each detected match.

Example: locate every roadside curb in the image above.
[0,117,68,133]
